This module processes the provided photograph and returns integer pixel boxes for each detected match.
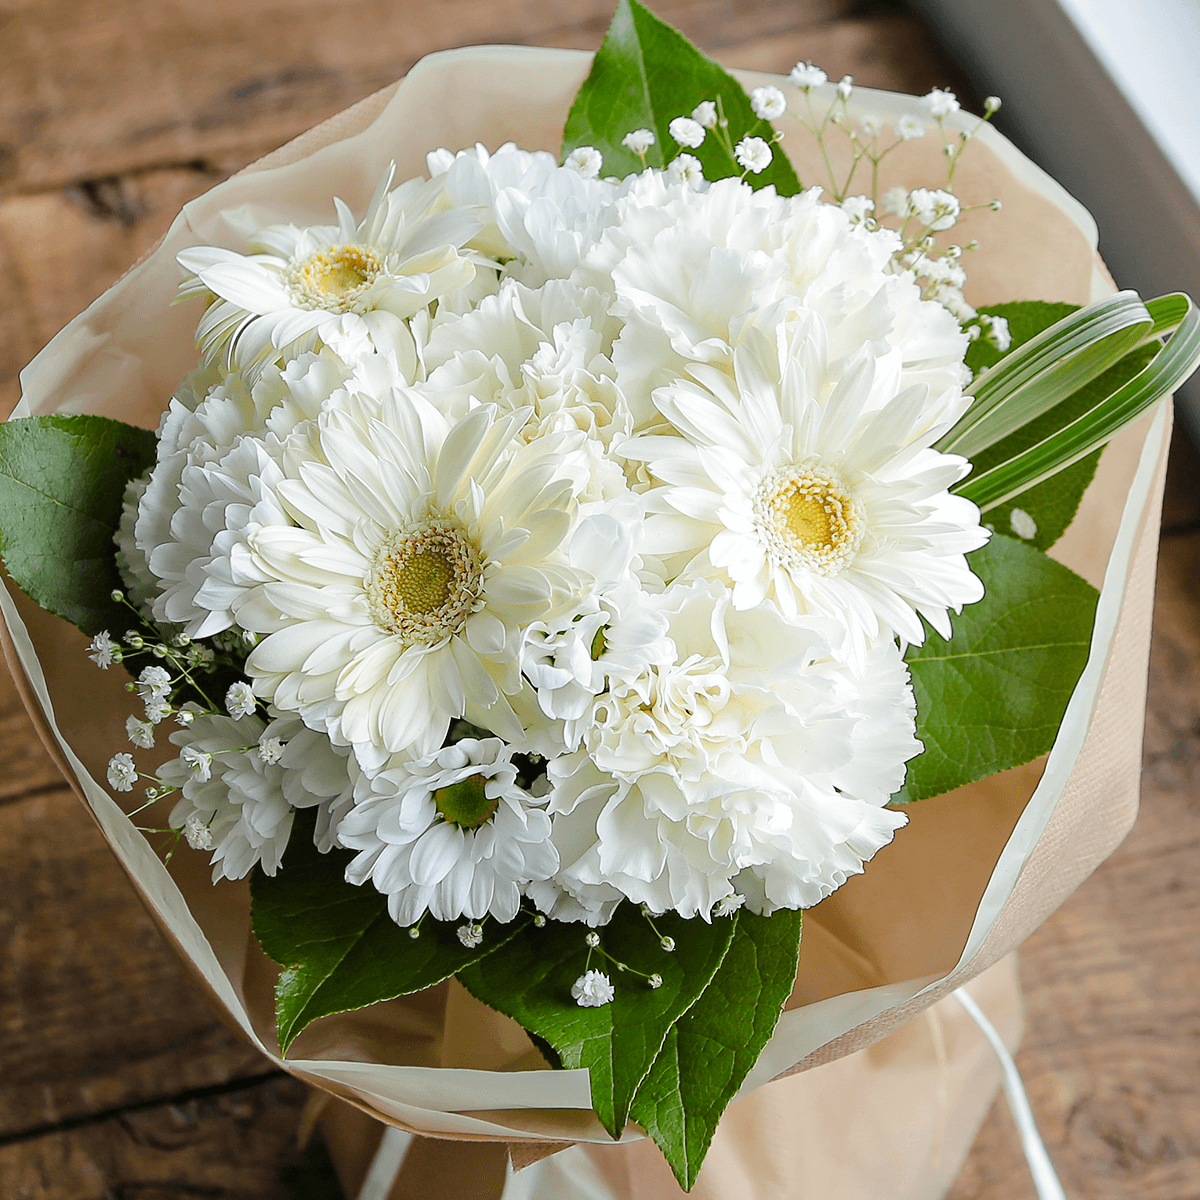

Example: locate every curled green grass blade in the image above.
[939,291,1153,458]
[957,294,1200,511]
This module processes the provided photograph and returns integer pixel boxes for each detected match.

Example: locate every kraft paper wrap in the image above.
[0,48,1171,1200]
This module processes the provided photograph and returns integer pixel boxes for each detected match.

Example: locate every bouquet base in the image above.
[317,954,1022,1200]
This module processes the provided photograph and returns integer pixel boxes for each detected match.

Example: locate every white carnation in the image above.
[534,579,916,920]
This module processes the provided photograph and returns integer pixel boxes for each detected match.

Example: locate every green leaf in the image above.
[0,414,156,636]
[251,810,523,1053]
[459,902,736,1139]
[562,0,801,194]
[629,909,802,1190]
[898,533,1098,802]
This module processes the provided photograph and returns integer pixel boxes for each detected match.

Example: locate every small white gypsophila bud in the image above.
[572,969,615,1008]
[124,630,145,648]
[181,745,214,784]
[668,116,706,148]
[713,893,746,918]
[841,195,875,223]
[225,681,256,719]
[836,75,853,100]
[88,631,119,669]
[909,187,961,231]
[990,198,1003,212]
[895,113,925,141]
[125,715,156,750]
[175,706,197,728]
[136,665,172,702]
[857,113,884,139]
[565,146,603,178]
[750,85,787,120]
[734,135,773,174]
[184,813,214,851]
[107,753,137,793]
[110,589,124,603]
[789,60,827,90]
[985,314,1013,352]
[408,926,421,939]
[924,87,961,118]
[533,914,547,928]
[943,143,956,157]
[622,128,656,156]
[985,95,1002,114]
[648,973,663,989]
[691,99,718,128]
[257,736,286,765]
[882,186,910,217]
[457,922,484,949]
[173,633,192,648]
[585,931,601,948]
[151,643,168,658]
[660,936,676,952]
[666,153,704,187]
[1010,508,1038,540]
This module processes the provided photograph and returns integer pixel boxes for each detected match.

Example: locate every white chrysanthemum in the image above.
[336,738,558,925]
[176,165,481,374]
[529,579,916,922]
[575,175,970,425]
[629,309,989,652]
[218,390,581,771]
[165,710,353,882]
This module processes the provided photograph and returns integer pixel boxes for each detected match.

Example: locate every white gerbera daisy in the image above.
[530,579,916,922]
[164,710,353,882]
[336,738,558,925]
[176,164,481,375]
[629,309,989,653]
[222,389,580,770]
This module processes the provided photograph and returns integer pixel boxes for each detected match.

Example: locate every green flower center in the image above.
[434,774,500,828]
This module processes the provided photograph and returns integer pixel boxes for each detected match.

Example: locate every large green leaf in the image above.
[251,811,523,1053]
[629,909,802,1190]
[459,902,735,1139]
[898,534,1098,802]
[0,414,156,635]
[562,0,801,194]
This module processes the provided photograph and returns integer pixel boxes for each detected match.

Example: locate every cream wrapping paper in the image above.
[0,46,1170,1198]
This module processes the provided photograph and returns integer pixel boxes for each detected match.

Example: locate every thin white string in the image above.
[954,987,1068,1200]
[357,1126,414,1200]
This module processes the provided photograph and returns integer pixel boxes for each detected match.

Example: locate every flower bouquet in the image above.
[2,2,1196,1192]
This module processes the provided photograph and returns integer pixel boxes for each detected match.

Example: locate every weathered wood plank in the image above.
[0,0,864,196]
[0,1076,342,1200]
[0,787,268,1139]
[949,427,1200,1199]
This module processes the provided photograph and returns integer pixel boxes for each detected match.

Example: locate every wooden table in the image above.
[0,1,1196,1196]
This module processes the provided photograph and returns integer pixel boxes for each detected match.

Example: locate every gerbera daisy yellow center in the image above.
[365,519,484,646]
[435,774,499,828]
[289,244,382,312]
[754,462,865,577]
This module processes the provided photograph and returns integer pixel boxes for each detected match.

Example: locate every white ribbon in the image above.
[954,987,1068,1200]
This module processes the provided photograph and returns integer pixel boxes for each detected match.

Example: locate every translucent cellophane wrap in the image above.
[0,47,1170,1200]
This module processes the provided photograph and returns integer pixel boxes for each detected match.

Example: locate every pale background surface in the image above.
[0,1,1197,1197]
